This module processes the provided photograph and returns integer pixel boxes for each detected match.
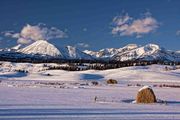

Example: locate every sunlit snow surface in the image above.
[0,62,180,82]
[0,62,180,120]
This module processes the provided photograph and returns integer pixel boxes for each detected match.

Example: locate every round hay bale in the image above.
[106,79,118,84]
[136,86,157,103]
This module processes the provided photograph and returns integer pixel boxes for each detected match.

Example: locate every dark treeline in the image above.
[0,52,180,71]
[38,60,180,71]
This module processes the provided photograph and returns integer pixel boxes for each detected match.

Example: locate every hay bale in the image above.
[136,86,157,103]
[106,79,118,84]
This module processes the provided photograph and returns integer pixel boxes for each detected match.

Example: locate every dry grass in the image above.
[157,84,180,88]
[136,87,157,103]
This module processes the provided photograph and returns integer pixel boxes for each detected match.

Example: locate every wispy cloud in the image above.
[3,31,20,38]
[176,30,180,36]
[76,43,90,48]
[111,12,159,38]
[82,28,87,32]
[0,36,3,41]
[3,24,68,44]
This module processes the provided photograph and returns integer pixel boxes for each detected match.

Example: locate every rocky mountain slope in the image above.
[84,44,180,62]
[0,40,180,62]
[17,40,93,60]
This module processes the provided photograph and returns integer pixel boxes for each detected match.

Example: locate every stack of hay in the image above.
[106,79,118,84]
[136,86,157,103]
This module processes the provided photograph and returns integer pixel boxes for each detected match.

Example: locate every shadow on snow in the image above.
[0,72,27,78]
[80,74,104,81]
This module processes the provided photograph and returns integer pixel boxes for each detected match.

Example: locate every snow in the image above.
[65,46,93,60]
[1,42,180,62]
[84,43,180,62]
[123,44,138,50]
[11,44,23,50]
[0,84,180,119]
[113,44,161,61]
[0,62,180,119]
[16,40,93,60]
[138,85,152,92]
[0,62,180,83]
[18,40,62,57]
[83,44,138,59]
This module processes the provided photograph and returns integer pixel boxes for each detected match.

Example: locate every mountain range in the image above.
[0,40,180,62]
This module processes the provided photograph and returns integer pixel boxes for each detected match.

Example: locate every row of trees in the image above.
[0,53,180,71]
[43,60,180,71]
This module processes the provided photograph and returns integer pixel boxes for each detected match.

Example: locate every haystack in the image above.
[106,79,118,84]
[136,86,157,103]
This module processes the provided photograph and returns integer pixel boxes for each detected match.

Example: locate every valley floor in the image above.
[0,84,180,120]
[0,63,180,120]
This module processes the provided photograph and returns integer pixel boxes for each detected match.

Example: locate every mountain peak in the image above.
[11,44,23,51]
[145,43,160,50]
[65,45,93,60]
[2,42,180,62]
[122,44,138,50]
[113,43,165,61]
[84,43,180,62]
[18,40,62,57]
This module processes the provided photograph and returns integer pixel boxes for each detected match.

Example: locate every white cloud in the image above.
[76,43,89,48]
[112,12,159,38]
[17,38,31,44]
[0,36,3,41]
[83,28,87,32]
[176,30,180,36]
[112,13,132,26]
[3,31,19,38]
[3,24,68,44]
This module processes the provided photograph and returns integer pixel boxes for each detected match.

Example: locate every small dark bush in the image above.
[15,69,28,73]
[106,79,118,84]
[91,81,99,86]
[46,73,52,76]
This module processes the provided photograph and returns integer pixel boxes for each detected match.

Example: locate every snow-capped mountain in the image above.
[113,44,160,61]
[18,40,63,57]
[17,40,93,60]
[64,46,93,60]
[0,44,25,52]
[112,44,180,61]
[84,48,121,59]
[11,44,24,51]
[0,40,180,62]
[84,44,138,60]
[84,44,180,62]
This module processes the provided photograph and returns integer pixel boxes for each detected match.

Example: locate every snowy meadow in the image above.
[0,62,180,120]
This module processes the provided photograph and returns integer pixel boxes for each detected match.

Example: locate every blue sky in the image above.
[0,0,180,51]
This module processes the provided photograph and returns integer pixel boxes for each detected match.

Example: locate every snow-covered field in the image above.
[0,62,180,83]
[0,62,180,119]
[0,84,180,120]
